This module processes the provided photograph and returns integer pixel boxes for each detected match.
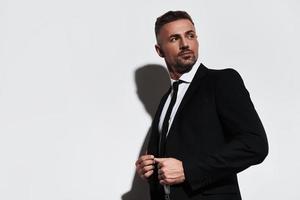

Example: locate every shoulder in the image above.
[206,67,242,79]
[202,66,244,86]
[198,66,247,96]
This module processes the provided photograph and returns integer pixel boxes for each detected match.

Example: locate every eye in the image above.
[170,36,179,42]
[187,32,196,39]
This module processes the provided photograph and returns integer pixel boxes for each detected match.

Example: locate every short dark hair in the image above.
[155,10,194,37]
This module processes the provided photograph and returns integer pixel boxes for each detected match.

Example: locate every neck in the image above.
[169,71,182,80]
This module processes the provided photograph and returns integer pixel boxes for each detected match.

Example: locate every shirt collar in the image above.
[170,59,201,84]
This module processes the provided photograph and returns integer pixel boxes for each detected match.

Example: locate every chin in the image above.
[177,64,193,74]
[176,60,196,73]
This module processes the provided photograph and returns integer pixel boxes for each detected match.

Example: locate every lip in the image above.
[178,51,193,56]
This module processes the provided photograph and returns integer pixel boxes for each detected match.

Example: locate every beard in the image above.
[173,53,197,74]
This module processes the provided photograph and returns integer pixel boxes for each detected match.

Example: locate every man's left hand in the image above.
[154,157,185,185]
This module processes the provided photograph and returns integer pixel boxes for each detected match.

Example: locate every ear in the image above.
[155,44,165,57]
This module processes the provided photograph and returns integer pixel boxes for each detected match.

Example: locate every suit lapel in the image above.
[167,64,208,135]
[148,87,171,155]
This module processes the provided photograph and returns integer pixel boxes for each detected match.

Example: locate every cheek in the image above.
[163,47,178,58]
[165,52,178,62]
[191,41,198,49]
[191,42,199,55]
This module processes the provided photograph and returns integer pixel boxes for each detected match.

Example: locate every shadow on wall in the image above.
[121,64,170,200]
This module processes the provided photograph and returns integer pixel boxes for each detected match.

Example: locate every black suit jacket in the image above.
[147,64,268,200]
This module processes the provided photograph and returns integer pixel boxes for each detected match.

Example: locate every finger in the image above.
[140,159,155,168]
[138,155,153,163]
[158,174,166,180]
[154,158,167,168]
[158,168,165,175]
[157,162,165,169]
[136,155,154,165]
[160,178,175,185]
[140,155,155,162]
[136,161,154,176]
[159,179,167,185]
[158,174,162,180]
[144,170,154,178]
[142,165,155,174]
[154,158,166,163]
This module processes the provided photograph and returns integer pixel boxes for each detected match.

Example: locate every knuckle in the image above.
[140,162,145,168]
[142,166,148,173]
[140,156,146,162]
[144,160,150,166]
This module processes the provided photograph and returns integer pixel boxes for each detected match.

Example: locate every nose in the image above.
[180,38,189,50]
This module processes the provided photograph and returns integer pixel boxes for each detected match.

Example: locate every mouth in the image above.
[178,50,193,57]
[178,51,194,60]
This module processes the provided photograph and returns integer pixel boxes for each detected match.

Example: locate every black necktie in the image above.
[159,80,183,156]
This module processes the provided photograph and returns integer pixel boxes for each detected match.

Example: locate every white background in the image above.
[0,0,299,199]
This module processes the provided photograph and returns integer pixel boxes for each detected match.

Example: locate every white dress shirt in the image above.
[158,59,201,136]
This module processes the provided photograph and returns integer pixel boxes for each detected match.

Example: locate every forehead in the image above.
[159,19,196,37]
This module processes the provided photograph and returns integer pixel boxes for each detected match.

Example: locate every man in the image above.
[135,10,268,200]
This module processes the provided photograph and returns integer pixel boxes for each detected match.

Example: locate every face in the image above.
[155,19,199,77]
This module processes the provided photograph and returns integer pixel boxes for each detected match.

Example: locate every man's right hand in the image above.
[135,154,155,180]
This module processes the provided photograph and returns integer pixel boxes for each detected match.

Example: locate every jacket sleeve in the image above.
[183,69,269,191]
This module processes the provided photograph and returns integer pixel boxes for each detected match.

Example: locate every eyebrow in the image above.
[169,30,195,38]
[186,30,195,34]
[169,33,180,38]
